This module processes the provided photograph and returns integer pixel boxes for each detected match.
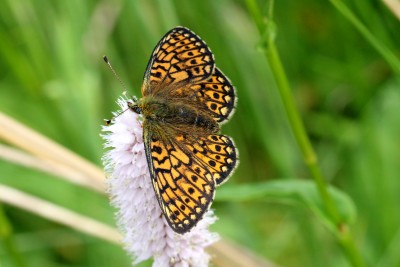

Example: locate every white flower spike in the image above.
[102,99,219,267]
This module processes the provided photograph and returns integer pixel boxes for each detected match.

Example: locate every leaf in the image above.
[216,179,357,233]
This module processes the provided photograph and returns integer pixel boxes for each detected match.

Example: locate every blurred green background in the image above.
[1,0,400,266]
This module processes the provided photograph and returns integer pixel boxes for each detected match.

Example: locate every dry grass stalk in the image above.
[0,184,120,244]
[383,0,400,20]
[0,112,274,267]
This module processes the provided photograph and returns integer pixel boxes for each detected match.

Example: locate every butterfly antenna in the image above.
[103,55,129,92]
[104,107,132,125]
[103,55,133,125]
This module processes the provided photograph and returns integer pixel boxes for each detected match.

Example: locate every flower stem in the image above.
[0,205,27,267]
[265,42,340,224]
[245,0,365,266]
[338,225,366,267]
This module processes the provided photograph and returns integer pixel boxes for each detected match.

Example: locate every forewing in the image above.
[189,67,236,123]
[142,27,215,97]
[143,123,237,233]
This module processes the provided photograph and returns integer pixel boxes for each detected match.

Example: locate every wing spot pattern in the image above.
[153,145,162,154]
[142,27,215,94]
[188,68,236,122]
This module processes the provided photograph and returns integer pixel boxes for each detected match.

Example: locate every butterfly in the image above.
[129,26,238,234]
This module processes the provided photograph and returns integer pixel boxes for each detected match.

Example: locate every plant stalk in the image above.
[245,0,365,266]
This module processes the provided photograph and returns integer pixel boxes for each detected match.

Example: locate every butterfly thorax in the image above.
[131,96,220,134]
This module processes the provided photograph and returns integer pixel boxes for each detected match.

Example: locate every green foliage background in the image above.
[1,0,400,266]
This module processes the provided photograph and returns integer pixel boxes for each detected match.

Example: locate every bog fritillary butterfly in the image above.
[130,27,238,234]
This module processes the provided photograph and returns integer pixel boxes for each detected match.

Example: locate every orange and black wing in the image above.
[189,67,236,123]
[143,123,237,233]
[142,27,236,123]
[142,27,215,97]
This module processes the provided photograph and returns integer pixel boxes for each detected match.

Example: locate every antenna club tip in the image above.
[103,55,109,63]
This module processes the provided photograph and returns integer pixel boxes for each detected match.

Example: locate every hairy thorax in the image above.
[132,96,220,134]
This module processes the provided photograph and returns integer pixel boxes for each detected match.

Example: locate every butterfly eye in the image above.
[128,102,142,114]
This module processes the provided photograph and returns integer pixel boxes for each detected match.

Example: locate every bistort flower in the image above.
[102,98,219,267]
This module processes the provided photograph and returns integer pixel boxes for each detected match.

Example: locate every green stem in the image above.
[265,42,340,224]
[245,0,365,266]
[338,225,366,267]
[0,205,26,267]
[330,0,400,75]
[266,28,366,267]
[245,0,264,33]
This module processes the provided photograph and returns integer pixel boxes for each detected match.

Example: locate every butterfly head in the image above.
[128,100,142,114]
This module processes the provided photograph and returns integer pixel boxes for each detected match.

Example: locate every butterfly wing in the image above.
[142,27,215,97]
[142,27,236,123]
[143,122,237,233]
[189,67,236,123]
[184,132,238,186]
[140,27,238,234]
